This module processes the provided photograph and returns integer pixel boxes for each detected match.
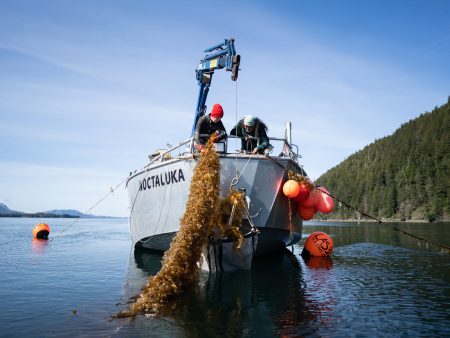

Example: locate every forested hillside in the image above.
[316,98,450,222]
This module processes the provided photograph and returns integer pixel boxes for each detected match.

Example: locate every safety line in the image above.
[50,176,128,242]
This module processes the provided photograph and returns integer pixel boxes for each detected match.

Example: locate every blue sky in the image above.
[1,0,449,216]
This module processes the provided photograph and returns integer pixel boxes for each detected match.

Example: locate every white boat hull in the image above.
[126,154,304,256]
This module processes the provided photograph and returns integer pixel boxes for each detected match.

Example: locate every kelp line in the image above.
[117,139,220,317]
[117,138,247,317]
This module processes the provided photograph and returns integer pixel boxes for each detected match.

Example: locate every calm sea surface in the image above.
[1,218,449,337]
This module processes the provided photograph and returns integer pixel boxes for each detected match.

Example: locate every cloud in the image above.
[1,0,448,215]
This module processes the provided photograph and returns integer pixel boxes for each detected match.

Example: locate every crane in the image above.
[191,38,240,136]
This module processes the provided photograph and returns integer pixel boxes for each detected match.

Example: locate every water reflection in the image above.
[134,246,163,275]
[117,223,450,337]
[120,247,163,307]
[304,221,450,254]
[249,251,322,337]
[31,238,49,255]
[303,255,333,270]
[123,247,336,337]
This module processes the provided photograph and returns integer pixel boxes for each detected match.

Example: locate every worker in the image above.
[194,103,227,151]
[230,115,272,154]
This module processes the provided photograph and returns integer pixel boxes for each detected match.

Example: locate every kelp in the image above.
[117,138,220,317]
[288,170,315,190]
[212,190,246,250]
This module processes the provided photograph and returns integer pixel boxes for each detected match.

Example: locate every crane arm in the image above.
[191,38,240,136]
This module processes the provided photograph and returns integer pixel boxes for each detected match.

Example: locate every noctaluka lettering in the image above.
[139,169,186,191]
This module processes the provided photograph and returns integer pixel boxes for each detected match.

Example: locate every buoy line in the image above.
[50,176,128,242]
[319,188,450,253]
[267,156,450,253]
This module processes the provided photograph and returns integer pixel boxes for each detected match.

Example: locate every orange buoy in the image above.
[32,223,51,239]
[316,186,335,214]
[298,205,315,221]
[294,183,311,203]
[302,231,333,257]
[282,180,300,199]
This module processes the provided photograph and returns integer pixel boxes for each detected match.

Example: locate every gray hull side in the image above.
[126,155,303,255]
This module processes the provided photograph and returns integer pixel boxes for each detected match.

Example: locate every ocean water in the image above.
[1,218,449,337]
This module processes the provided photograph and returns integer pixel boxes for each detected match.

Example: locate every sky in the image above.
[1,0,449,217]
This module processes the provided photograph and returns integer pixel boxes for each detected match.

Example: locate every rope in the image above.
[317,187,450,253]
[50,176,128,242]
[265,154,286,169]
[288,198,293,240]
[152,176,171,237]
[229,79,257,189]
[230,153,256,188]
[129,166,153,220]
[128,159,171,235]
[264,156,450,253]
[234,80,239,180]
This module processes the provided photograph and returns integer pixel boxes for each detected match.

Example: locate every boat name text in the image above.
[139,169,185,191]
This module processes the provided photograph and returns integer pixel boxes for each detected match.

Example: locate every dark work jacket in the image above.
[230,118,270,153]
[194,114,227,145]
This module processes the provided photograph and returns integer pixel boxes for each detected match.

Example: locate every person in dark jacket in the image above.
[194,103,227,151]
[230,115,272,154]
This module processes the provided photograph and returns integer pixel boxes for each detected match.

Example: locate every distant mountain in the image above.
[0,203,23,216]
[45,209,92,218]
[316,98,450,222]
[0,204,115,218]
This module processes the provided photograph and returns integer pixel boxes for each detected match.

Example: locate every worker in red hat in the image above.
[194,103,227,151]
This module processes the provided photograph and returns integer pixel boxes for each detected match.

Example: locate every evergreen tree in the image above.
[316,100,450,222]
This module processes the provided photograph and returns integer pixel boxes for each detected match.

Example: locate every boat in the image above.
[126,38,306,257]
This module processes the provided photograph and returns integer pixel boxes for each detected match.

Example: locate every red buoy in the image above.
[294,183,311,203]
[298,205,315,221]
[32,223,51,239]
[303,231,333,257]
[316,186,335,214]
[282,180,300,199]
[300,189,319,208]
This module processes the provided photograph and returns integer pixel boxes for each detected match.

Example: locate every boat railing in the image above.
[145,133,300,169]
[145,137,194,167]
[227,135,300,161]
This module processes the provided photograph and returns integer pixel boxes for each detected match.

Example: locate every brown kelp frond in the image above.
[212,190,246,249]
[288,171,315,190]
[116,137,220,318]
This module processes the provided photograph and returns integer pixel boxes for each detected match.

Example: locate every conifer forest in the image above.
[316,98,450,222]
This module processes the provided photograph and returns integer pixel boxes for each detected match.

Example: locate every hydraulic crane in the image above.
[191,38,240,136]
